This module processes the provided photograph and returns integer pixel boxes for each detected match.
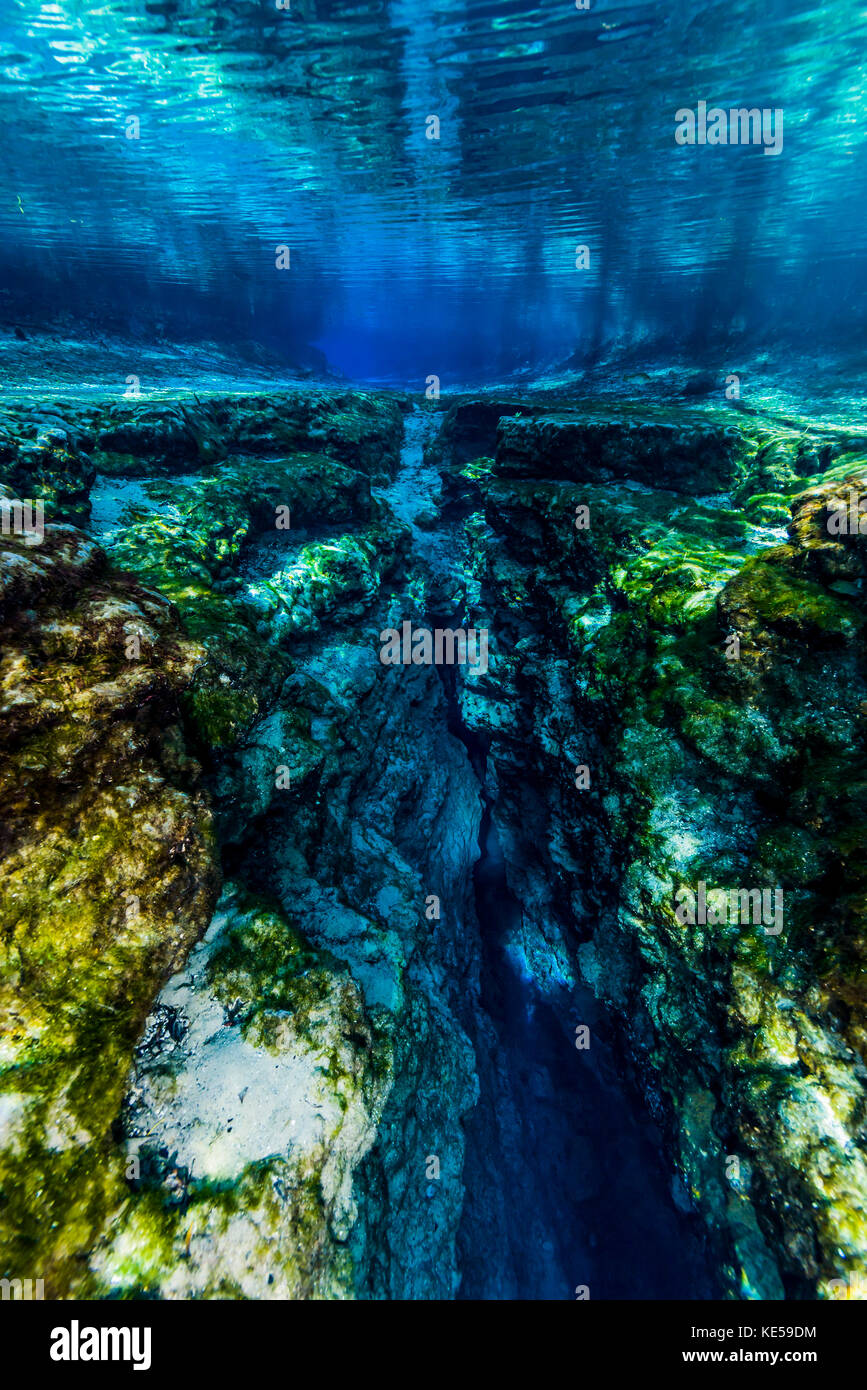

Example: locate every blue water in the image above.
[2,0,867,383]
[460,801,715,1299]
[2,0,863,1303]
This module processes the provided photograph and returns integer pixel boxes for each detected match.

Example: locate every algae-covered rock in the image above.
[0,525,219,1295]
[88,390,403,482]
[88,885,388,1299]
[79,398,478,1297]
[0,390,483,1303]
[0,407,95,525]
[494,403,752,493]
[7,382,866,1304]
[442,398,867,1299]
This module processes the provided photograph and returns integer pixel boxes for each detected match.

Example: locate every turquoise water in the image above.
[4,3,867,1308]
[2,0,867,381]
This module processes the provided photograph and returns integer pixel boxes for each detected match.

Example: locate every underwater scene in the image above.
[2,0,867,1321]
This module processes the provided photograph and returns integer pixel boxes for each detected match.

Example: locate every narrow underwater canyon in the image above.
[2,386,867,1302]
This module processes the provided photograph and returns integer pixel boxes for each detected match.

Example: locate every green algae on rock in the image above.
[4,384,867,1302]
[88,885,389,1299]
[0,524,219,1295]
[0,409,95,526]
[77,398,479,1297]
[438,400,867,1299]
[85,389,403,482]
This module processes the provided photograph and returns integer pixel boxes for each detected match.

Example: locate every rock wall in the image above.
[440,400,867,1299]
[2,387,866,1300]
[0,390,479,1300]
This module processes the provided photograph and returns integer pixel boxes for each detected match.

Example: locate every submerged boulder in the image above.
[0,524,219,1294]
[0,408,96,526]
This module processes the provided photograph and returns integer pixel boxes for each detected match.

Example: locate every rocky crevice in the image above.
[2,389,867,1299]
[433,397,867,1299]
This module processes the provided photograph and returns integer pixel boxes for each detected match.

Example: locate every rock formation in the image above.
[2,388,865,1300]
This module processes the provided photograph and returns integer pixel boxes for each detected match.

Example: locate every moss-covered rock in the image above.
[445,400,867,1298]
[1,389,480,1303]
[88,390,403,482]
[0,408,95,525]
[17,384,866,1303]
[87,885,390,1299]
[0,525,219,1295]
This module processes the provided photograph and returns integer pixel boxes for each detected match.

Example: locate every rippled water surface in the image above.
[2,0,867,379]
